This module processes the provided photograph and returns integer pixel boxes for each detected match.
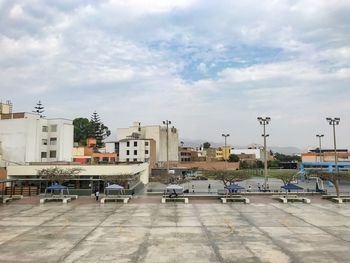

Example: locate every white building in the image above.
[117,122,179,164]
[7,162,149,184]
[119,138,156,166]
[0,111,73,165]
[231,148,263,160]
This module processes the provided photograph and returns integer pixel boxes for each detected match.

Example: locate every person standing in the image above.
[95,190,100,201]
[192,184,195,193]
[208,184,211,193]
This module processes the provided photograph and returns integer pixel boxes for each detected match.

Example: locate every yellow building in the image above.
[216,146,231,161]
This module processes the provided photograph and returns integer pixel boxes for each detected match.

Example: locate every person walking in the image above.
[247,185,252,192]
[208,184,211,194]
[192,184,195,193]
[95,190,100,201]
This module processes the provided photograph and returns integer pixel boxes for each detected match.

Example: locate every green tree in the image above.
[307,170,350,198]
[90,111,111,148]
[274,152,301,162]
[268,160,280,168]
[33,100,45,118]
[269,170,297,186]
[228,154,240,162]
[204,169,252,186]
[203,142,211,149]
[73,118,92,146]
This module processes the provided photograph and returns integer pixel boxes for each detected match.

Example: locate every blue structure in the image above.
[225,184,245,192]
[281,183,304,191]
[299,162,350,181]
[300,162,350,173]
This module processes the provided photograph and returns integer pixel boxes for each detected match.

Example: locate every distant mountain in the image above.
[180,139,303,155]
[269,146,302,155]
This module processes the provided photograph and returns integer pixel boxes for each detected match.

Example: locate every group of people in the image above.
[257,182,270,192]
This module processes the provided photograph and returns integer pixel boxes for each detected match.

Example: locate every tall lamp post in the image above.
[257,117,271,189]
[163,120,171,174]
[316,134,324,163]
[222,134,230,168]
[326,118,340,173]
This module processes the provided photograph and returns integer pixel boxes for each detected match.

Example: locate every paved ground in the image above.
[1,198,350,263]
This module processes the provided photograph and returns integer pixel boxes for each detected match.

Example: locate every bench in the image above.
[40,197,71,204]
[3,195,24,200]
[52,195,78,200]
[1,197,12,204]
[273,195,310,204]
[161,197,189,204]
[221,197,250,204]
[331,197,350,204]
[322,195,350,199]
[101,197,130,204]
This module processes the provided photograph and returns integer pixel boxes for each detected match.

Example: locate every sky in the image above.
[0,0,350,150]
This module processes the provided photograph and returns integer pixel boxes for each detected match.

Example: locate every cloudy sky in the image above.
[1,0,349,150]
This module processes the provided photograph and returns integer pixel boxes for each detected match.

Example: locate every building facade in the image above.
[119,138,156,168]
[301,149,350,163]
[117,122,179,165]
[0,111,73,164]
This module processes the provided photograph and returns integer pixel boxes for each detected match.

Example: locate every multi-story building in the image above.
[119,138,156,168]
[0,109,73,164]
[301,149,350,163]
[117,122,179,166]
[72,145,117,164]
[178,147,192,162]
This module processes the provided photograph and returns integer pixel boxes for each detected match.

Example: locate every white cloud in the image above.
[1,0,350,148]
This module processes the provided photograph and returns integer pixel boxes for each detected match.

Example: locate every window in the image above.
[41,152,47,158]
[42,126,48,132]
[145,150,149,154]
[49,151,56,158]
[50,125,57,132]
[145,141,149,146]
[134,150,137,155]
[42,139,47,145]
[134,141,137,147]
[50,138,57,145]
[126,150,130,155]
[126,141,130,147]
[133,158,137,162]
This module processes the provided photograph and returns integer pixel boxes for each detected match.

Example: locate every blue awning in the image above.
[281,183,304,190]
[46,184,68,190]
[225,184,245,191]
[106,184,124,190]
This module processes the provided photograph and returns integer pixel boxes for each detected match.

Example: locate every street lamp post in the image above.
[257,117,271,189]
[222,134,230,169]
[326,117,340,198]
[326,118,340,173]
[163,120,171,174]
[316,134,324,162]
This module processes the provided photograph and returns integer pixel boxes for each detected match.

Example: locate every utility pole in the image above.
[326,118,340,173]
[163,120,171,174]
[326,117,340,198]
[257,117,271,189]
[316,134,324,162]
[222,134,230,169]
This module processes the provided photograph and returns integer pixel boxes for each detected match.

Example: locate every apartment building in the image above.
[118,138,156,167]
[0,107,73,164]
[117,122,179,165]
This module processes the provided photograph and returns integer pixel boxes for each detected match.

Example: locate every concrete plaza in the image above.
[1,200,350,262]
